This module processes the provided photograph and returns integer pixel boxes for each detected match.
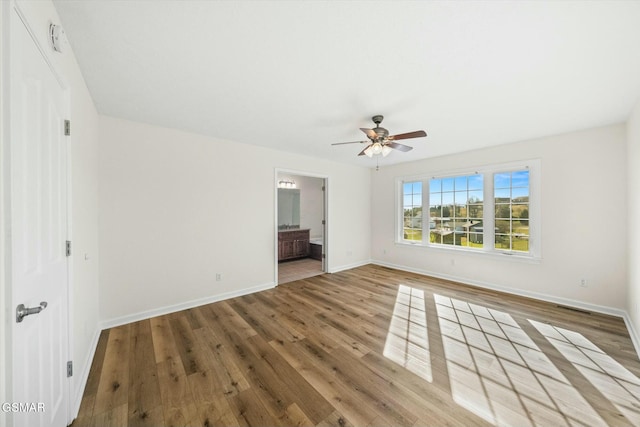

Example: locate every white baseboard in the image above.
[70,327,101,423]
[328,259,372,274]
[100,281,276,330]
[371,259,628,319]
[622,312,640,360]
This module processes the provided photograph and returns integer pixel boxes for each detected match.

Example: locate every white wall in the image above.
[99,116,370,324]
[372,124,628,313]
[628,99,640,345]
[298,176,324,239]
[0,0,101,422]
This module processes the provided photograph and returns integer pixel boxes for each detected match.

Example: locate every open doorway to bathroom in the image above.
[275,171,327,285]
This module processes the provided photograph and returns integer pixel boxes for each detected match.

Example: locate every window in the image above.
[494,171,530,252]
[397,161,539,258]
[429,174,484,248]
[402,181,423,242]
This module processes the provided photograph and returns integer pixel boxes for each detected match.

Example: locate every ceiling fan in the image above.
[332,115,427,157]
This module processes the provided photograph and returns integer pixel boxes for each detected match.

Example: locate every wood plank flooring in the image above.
[72,265,640,426]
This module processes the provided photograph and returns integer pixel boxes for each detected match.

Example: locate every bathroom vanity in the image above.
[278,228,310,261]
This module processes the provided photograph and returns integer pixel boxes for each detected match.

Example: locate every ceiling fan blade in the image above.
[387,142,413,152]
[388,130,427,141]
[357,145,372,156]
[360,128,378,140]
[331,140,368,146]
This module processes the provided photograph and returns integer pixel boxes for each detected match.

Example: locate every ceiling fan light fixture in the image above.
[331,115,427,162]
[364,146,374,158]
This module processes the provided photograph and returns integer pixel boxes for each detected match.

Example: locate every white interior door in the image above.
[10,10,70,427]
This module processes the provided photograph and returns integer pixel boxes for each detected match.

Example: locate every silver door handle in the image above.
[16,301,47,323]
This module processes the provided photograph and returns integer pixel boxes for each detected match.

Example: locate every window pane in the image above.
[511,236,529,252]
[468,190,483,204]
[495,204,511,219]
[495,234,511,249]
[514,219,529,236]
[493,169,530,252]
[495,188,510,201]
[454,191,467,204]
[495,219,511,234]
[468,232,483,247]
[442,178,454,192]
[429,173,484,249]
[403,180,423,243]
[494,173,511,188]
[404,227,422,241]
[512,170,529,187]
[442,192,454,205]
[511,205,528,218]
[441,228,455,245]
[512,187,529,200]
[468,175,483,190]
[443,204,454,218]
[430,178,441,192]
[468,205,483,219]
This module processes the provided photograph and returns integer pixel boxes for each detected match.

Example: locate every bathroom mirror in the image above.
[278,188,300,229]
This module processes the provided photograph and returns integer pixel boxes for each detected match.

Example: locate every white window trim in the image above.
[395,159,541,260]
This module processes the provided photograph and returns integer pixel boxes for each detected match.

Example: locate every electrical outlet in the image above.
[216,273,222,281]
[579,279,588,288]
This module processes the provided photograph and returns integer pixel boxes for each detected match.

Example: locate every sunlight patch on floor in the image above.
[530,319,640,425]
[435,294,605,427]
[383,285,432,382]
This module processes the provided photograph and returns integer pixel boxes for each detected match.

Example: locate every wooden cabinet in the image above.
[310,242,322,260]
[278,229,310,261]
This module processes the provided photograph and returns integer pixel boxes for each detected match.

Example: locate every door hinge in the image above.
[66,240,71,257]
[322,186,325,191]
[64,120,71,136]
[322,253,326,259]
[321,220,326,225]
[67,361,73,377]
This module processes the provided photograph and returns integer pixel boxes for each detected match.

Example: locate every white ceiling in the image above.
[53,0,640,168]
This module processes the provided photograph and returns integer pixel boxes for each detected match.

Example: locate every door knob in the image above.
[16,301,48,323]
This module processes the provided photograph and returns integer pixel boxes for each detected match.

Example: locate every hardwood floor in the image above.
[72,265,640,426]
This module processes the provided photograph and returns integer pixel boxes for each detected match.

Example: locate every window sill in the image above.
[394,240,542,264]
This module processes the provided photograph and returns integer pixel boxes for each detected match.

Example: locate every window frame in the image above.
[395,160,541,260]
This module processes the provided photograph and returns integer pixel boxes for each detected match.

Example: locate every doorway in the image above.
[275,171,327,285]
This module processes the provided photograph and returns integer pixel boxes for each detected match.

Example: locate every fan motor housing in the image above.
[374,127,389,139]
